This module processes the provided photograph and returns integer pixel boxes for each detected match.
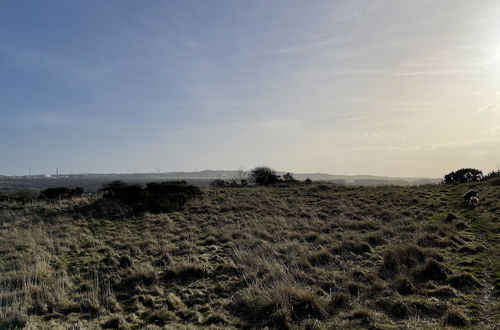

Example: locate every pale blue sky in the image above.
[1,1,499,176]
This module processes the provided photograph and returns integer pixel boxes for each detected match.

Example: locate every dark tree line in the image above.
[248,167,298,185]
[101,180,201,214]
[39,187,84,200]
[249,167,281,185]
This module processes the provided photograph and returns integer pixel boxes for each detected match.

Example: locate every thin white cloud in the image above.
[255,119,303,130]
[476,103,499,113]
[0,43,113,80]
[329,70,386,76]
[394,70,484,77]
[327,137,500,155]
[15,112,174,129]
[261,37,347,56]
[478,126,500,139]
[354,132,408,141]
[354,133,379,139]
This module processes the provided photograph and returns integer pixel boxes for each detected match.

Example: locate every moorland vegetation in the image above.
[0,168,498,329]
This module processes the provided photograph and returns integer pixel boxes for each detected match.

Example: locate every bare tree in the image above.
[235,165,248,184]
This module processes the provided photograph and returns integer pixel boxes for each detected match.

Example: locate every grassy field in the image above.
[0,182,498,329]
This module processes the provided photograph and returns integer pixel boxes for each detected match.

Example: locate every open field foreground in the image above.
[0,182,498,329]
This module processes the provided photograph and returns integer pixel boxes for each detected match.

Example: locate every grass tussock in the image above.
[443,309,469,327]
[332,239,372,255]
[162,261,209,281]
[411,258,449,283]
[379,245,442,279]
[231,285,326,327]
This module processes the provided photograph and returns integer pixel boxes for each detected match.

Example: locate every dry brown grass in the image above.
[0,182,498,328]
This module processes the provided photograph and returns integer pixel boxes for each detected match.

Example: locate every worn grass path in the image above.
[458,184,500,329]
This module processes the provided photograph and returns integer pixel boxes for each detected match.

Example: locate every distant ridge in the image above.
[0,170,440,193]
[2,169,440,183]
[149,170,440,184]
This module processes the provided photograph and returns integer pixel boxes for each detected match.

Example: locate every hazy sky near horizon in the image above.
[1,1,499,177]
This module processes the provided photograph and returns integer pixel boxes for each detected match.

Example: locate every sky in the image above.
[1,0,499,177]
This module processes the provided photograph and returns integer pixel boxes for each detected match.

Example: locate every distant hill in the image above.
[123,170,439,183]
[0,170,440,193]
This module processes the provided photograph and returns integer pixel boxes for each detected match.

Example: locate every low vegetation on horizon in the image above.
[0,167,498,329]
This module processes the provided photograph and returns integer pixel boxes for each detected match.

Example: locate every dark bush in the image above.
[210,179,227,187]
[103,184,144,204]
[39,187,84,200]
[443,168,483,184]
[211,179,248,187]
[145,181,197,196]
[104,180,127,188]
[1,190,39,203]
[282,172,297,182]
[101,181,201,214]
[40,187,70,200]
[482,169,500,181]
[72,187,84,195]
[249,166,281,185]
